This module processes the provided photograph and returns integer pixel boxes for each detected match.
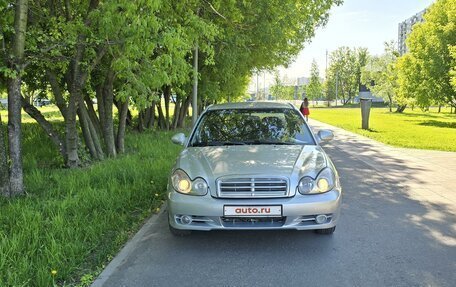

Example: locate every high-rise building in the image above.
[398,9,427,55]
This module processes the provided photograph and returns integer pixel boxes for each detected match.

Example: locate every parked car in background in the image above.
[33,98,52,107]
[167,101,342,236]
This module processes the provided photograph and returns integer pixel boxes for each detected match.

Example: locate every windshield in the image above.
[189,108,315,147]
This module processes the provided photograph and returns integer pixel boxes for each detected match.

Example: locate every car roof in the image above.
[206,101,295,111]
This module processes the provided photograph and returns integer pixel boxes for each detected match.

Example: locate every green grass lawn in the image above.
[310,106,456,152]
[0,115,183,286]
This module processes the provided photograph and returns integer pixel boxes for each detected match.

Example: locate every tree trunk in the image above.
[177,96,191,128]
[149,102,155,128]
[0,113,9,196]
[157,98,166,130]
[141,105,154,129]
[113,97,133,127]
[144,106,153,129]
[46,70,67,120]
[7,77,24,196]
[87,110,104,160]
[172,99,181,130]
[345,91,352,105]
[126,108,133,127]
[163,86,171,130]
[101,70,116,157]
[438,105,441,113]
[396,104,407,113]
[65,93,80,168]
[137,111,144,132]
[85,94,102,137]
[78,97,104,160]
[6,0,28,196]
[21,97,66,159]
[116,97,129,154]
[388,95,392,112]
[77,101,98,160]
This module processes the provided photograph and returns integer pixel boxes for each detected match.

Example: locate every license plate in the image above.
[223,205,282,217]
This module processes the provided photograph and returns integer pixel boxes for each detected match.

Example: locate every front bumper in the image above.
[167,188,342,231]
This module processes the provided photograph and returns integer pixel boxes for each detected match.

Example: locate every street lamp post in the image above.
[192,44,198,126]
[335,71,338,107]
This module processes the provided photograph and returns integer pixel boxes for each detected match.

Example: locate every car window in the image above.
[189,108,315,147]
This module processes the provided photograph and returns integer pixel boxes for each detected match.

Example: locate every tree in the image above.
[0,0,29,196]
[3,0,216,165]
[448,45,456,95]
[197,0,342,106]
[1,0,343,176]
[0,111,7,196]
[306,60,323,100]
[398,0,456,111]
[326,47,368,105]
[270,71,295,100]
[361,42,400,112]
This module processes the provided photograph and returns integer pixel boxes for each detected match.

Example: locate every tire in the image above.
[169,223,192,236]
[315,226,336,235]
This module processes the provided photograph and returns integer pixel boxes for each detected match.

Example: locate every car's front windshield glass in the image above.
[189,108,315,147]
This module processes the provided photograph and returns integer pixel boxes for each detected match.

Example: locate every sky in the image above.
[249,0,434,91]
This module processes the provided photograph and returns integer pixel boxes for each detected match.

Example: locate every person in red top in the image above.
[300,97,310,121]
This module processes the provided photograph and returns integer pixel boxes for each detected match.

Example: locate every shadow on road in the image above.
[101,133,456,287]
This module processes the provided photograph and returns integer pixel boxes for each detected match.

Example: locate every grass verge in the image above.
[310,107,456,151]
[0,122,183,286]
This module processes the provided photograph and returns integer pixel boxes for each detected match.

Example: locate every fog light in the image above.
[180,215,192,225]
[315,215,327,224]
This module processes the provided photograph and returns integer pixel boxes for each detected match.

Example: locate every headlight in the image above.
[171,169,208,196]
[298,177,314,194]
[192,178,208,195]
[298,167,336,195]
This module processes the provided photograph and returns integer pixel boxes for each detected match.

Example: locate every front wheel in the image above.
[315,226,336,235]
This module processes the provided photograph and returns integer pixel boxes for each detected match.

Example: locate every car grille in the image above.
[221,217,286,228]
[217,177,289,198]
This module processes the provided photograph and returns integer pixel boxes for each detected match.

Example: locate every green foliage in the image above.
[198,0,342,103]
[361,42,400,110]
[0,123,182,286]
[396,53,428,109]
[398,0,456,108]
[269,71,296,100]
[0,1,14,84]
[450,45,456,91]
[306,60,323,100]
[3,0,342,114]
[326,47,369,104]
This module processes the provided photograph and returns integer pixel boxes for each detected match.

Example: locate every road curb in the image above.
[91,203,167,287]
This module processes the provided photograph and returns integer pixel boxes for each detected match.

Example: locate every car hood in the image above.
[175,145,328,194]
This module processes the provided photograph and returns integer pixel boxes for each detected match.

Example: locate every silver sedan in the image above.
[167,102,341,236]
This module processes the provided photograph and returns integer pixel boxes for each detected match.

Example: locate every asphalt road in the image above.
[94,123,456,287]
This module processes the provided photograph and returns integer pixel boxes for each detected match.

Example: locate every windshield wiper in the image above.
[246,140,295,145]
[192,141,247,147]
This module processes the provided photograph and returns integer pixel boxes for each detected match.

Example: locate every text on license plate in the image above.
[224,205,282,217]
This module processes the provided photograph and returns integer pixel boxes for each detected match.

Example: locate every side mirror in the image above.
[317,130,334,143]
[171,133,186,146]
